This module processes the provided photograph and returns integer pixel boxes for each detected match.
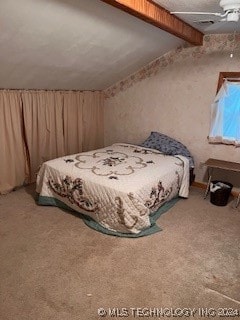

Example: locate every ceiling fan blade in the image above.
[171,11,224,17]
[193,19,215,26]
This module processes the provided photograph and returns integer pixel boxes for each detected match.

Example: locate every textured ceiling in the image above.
[154,0,221,13]
[0,0,238,91]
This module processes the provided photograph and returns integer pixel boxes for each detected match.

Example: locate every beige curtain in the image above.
[63,92,83,155]
[82,91,104,151]
[0,89,104,191]
[22,91,65,182]
[0,91,28,194]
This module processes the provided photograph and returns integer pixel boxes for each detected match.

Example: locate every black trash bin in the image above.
[210,181,233,206]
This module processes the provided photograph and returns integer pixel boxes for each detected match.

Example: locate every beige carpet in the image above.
[0,185,239,320]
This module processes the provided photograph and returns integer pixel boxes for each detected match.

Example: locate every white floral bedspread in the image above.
[36,143,189,234]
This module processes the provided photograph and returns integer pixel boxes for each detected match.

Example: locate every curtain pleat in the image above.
[0,89,104,191]
[82,91,104,151]
[0,91,28,194]
[63,92,83,155]
[22,91,65,182]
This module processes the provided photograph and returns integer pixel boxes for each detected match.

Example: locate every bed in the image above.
[36,142,190,236]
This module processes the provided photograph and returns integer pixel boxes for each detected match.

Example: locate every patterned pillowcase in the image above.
[141,132,194,168]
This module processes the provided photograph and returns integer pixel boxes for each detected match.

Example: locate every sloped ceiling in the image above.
[0,0,238,91]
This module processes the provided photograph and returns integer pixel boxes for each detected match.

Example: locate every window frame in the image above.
[217,72,240,93]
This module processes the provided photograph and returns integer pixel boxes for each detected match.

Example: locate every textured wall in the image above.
[104,34,240,183]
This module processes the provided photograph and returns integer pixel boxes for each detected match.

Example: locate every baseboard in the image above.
[192,181,206,190]
[192,181,239,197]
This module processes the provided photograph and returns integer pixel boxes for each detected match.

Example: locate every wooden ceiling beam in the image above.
[100,0,203,46]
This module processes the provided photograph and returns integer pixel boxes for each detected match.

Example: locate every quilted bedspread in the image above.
[36,143,189,234]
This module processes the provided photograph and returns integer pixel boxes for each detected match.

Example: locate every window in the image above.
[209,72,240,146]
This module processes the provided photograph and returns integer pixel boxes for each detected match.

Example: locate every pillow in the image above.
[141,131,194,168]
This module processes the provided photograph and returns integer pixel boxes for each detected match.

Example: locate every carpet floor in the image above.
[0,185,239,320]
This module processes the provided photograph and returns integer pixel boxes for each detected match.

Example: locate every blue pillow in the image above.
[141,132,194,168]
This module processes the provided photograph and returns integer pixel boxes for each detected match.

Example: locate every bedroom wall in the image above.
[104,34,240,184]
